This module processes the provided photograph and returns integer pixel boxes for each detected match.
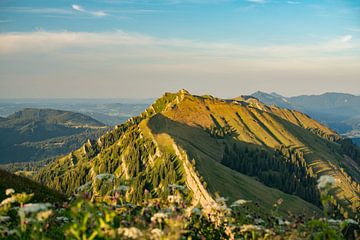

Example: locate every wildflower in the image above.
[5,188,15,196]
[327,219,342,225]
[117,185,130,192]
[96,173,114,181]
[240,224,264,233]
[0,216,10,223]
[55,216,69,223]
[150,228,163,239]
[344,219,358,225]
[215,196,227,204]
[264,228,275,236]
[317,175,335,189]
[36,210,53,222]
[217,204,232,213]
[118,227,143,239]
[230,199,251,207]
[276,198,283,205]
[76,182,92,192]
[167,195,181,204]
[0,196,16,206]
[168,184,185,190]
[254,218,265,225]
[151,212,168,223]
[19,203,51,214]
[191,207,202,216]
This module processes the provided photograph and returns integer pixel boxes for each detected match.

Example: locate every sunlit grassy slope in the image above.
[35,90,359,218]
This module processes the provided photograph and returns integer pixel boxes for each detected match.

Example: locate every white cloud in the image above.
[1,7,73,15]
[339,35,352,43]
[247,0,267,4]
[71,5,85,12]
[287,1,300,4]
[71,4,107,17]
[93,11,107,17]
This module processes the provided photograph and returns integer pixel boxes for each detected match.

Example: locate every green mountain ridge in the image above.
[35,90,360,219]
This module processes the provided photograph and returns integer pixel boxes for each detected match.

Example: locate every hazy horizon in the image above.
[1,0,359,98]
[0,90,359,100]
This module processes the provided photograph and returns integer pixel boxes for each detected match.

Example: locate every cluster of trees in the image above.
[221,144,321,206]
[206,125,234,139]
[339,138,360,165]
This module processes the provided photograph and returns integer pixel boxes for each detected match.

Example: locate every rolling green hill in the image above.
[35,90,359,219]
[0,108,108,164]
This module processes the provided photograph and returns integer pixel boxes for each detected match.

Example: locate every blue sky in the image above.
[0,0,359,98]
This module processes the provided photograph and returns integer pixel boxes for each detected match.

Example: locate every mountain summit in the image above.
[36,90,359,219]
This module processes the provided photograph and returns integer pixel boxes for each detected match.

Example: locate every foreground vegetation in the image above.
[0,177,358,240]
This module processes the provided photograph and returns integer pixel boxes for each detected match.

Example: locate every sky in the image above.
[0,0,359,98]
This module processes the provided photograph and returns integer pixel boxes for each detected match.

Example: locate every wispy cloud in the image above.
[0,31,359,98]
[247,0,267,4]
[287,1,300,4]
[0,30,357,58]
[1,7,73,15]
[339,35,352,43]
[71,5,85,12]
[71,4,108,17]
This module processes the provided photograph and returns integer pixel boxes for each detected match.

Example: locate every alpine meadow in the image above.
[0,0,359,239]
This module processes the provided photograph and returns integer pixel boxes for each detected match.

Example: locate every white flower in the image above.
[217,204,232,213]
[168,184,185,190]
[56,216,69,222]
[327,219,342,225]
[240,224,264,233]
[167,195,181,204]
[36,210,53,222]
[96,173,114,181]
[254,218,265,225]
[230,199,251,207]
[0,196,16,206]
[76,182,92,192]
[191,207,202,216]
[151,212,168,223]
[19,203,51,214]
[317,175,335,189]
[0,216,10,223]
[215,197,227,204]
[5,188,15,196]
[117,185,130,192]
[150,228,163,239]
[118,227,143,239]
[344,219,358,225]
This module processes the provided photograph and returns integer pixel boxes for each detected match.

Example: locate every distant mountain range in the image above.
[35,90,360,219]
[0,108,108,164]
[0,99,151,126]
[251,91,360,144]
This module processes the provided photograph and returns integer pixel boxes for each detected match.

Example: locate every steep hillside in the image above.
[35,90,359,219]
[0,108,108,164]
[0,169,65,203]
